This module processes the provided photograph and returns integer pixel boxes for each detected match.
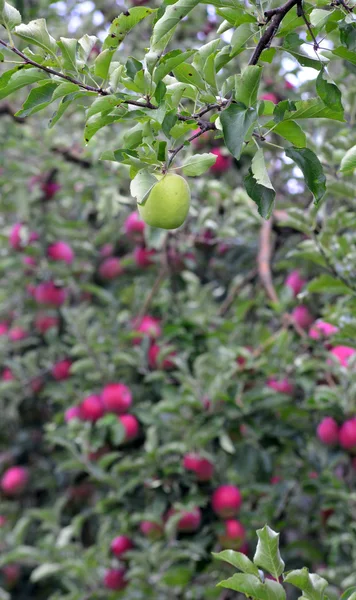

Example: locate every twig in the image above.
[51,146,92,168]
[257,217,279,304]
[218,268,257,316]
[249,0,299,65]
[0,102,25,123]
[297,0,319,50]
[167,121,216,167]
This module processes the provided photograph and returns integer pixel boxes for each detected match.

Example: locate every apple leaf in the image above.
[253,525,285,579]
[235,65,262,107]
[103,7,155,50]
[316,70,343,112]
[218,573,286,600]
[212,550,260,576]
[130,169,157,205]
[15,19,57,56]
[15,81,58,117]
[182,153,217,176]
[284,568,328,600]
[0,1,21,30]
[285,147,326,204]
[151,0,200,51]
[340,144,356,173]
[220,103,257,160]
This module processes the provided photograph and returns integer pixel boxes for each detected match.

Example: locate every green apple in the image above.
[137,173,190,230]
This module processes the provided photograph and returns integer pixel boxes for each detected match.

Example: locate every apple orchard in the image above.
[1,0,356,598]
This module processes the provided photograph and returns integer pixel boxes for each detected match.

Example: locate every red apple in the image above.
[219,519,246,550]
[99,257,123,280]
[8,327,27,342]
[168,507,202,533]
[110,535,134,558]
[270,475,282,485]
[34,282,67,306]
[291,305,313,329]
[65,406,81,422]
[261,92,278,104]
[339,418,356,450]
[133,246,155,268]
[317,417,339,445]
[30,377,44,394]
[148,344,176,370]
[133,315,161,344]
[2,368,14,381]
[212,485,242,518]
[284,79,294,90]
[330,346,356,368]
[100,243,114,257]
[1,466,29,496]
[0,515,6,526]
[0,322,8,336]
[41,181,61,199]
[183,453,214,482]
[22,255,37,272]
[309,320,339,340]
[2,564,20,587]
[210,148,232,173]
[140,520,163,539]
[9,223,38,251]
[80,395,105,422]
[52,359,72,381]
[285,270,306,296]
[118,414,140,441]
[103,568,128,591]
[102,383,132,414]
[47,241,74,264]
[35,314,59,334]
[124,211,145,237]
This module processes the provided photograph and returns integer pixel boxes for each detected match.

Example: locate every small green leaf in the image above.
[15,19,57,57]
[173,62,205,90]
[30,563,63,583]
[309,8,330,32]
[220,102,257,160]
[15,81,58,117]
[332,45,356,65]
[94,49,114,80]
[216,7,256,26]
[340,144,356,173]
[251,149,274,190]
[307,274,353,294]
[86,95,118,119]
[284,568,328,600]
[341,587,356,600]
[130,169,157,204]
[316,70,343,112]
[230,23,256,55]
[285,147,326,204]
[273,100,297,123]
[218,573,286,600]
[235,65,261,107]
[182,153,217,176]
[57,37,78,72]
[77,34,97,63]
[103,7,155,50]
[154,49,195,84]
[284,98,344,121]
[52,82,79,100]
[151,0,200,51]
[0,67,48,101]
[340,21,356,51]
[0,1,21,30]
[212,550,260,576]
[244,169,275,219]
[154,80,166,103]
[253,525,285,579]
[273,121,306,146]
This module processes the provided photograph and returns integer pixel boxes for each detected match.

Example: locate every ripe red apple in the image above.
[2,368,14,381]
[261,92,278,104]
[22,255,37,272]
[210,148,232,173]
[0,322,8,336]
[132,315,161,344]
[110,535,134,558]
[168,507,202,533]
[65,406,81,422]
[41,181,61,199]
[100,243,114,258]
[35,314,59,334]
[330,346,356,368]
[133,246,155,268]
[212,485,242,517]
[8,327,27,342]
[0,515,6,526]
[2,564,20,587]
[285,270,306,296]
[219,519,246,550]
[182,453,214,482]
[103,568,128,591]
[140,520,163,539]
[284,79,294,90]
[124,211,145,238]
[270,475,282,484]
[30,377,44,394]
[291,305,313,329]
[339,418,356,450]
[1,466,29,496]
[99,257,124,280]
[9,223,38,250]
[267,377,294,395]
[34,282,67,306]
[80,395,105,422]
[102,383,132,414]
[309,320,339,340]
[47,241,74,264]
[317,417,339,445]
[52,359,72,381]
[118,414,140,442]
[148,344,176,370]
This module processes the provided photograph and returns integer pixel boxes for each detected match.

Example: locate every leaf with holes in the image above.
[103,7,155,50]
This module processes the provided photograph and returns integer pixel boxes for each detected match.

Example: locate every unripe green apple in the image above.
[137,174,190,230]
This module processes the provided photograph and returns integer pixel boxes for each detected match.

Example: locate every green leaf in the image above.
[273,121,306,146]
[309,8,330,32]
[340,21,356,51]
[273,100,297,123]
[57,37,78,72]
[285,50,324,70]
[154,80,166,103]
[331,45,356,66]
[15,81,58,117]
[151,0,200,51]
[153,49,195,84]
[0,67,48,101]
[52,82,79,100]
[86,95,118,119]
[341,587,356,600]
[15,19,57,57]
[216,7,256,26]
[173,62,205,90]
[77,34,97,63]
[307,274,353,294]
[130,169,157,204]
[253,525,285,579]
[218,573,286,600]
[316,71,343,112]
[84,113,122,143]
[284,568,328,600]
[103,7,155,50]
[230,23,256,56]
[30,563,63,583]
[94,49,114,80]
[235,66,261,107]
[220,103,257,161]
[251,149,274,190]
[0,1,21,30]
[285,147,326,204]
[212,550,260,576]
[340,144,356,173]
[181,153,217,176]
[244,168,275,219]
[284,98,344,121]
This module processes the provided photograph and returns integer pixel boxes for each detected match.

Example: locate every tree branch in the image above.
[249,0,299,65]
[51,146,92,168]
[257,217,279,304]
[0,102,25,123]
